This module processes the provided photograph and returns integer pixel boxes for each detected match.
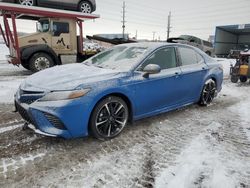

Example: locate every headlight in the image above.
[39,89,91,102]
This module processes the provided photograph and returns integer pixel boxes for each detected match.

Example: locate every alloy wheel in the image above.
[80,2,92,13]
[19,0,34,6]
[201,80,217,105]
[95,101,128,138]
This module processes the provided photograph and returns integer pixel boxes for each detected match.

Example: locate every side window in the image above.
[139,47,177,71]
[179,47,203,66]
[52,22,69,36]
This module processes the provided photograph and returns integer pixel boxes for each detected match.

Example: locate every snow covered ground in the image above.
[0,44,249,187]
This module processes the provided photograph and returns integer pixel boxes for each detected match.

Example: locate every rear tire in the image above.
[240,76,248,83]
[19,0,36,6]
[29,53,54,72]
[89,96,129,140]
[199,79,217,106]
[79,1,93,13]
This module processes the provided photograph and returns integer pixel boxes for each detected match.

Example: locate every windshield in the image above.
[84,45,149,71]
[37,20,50,33]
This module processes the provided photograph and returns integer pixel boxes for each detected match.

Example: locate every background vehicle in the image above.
[0,3,100,72]
[0,0,96,13]
[167,35,214,56]
[230,50,250,83]
[15,43,223,140]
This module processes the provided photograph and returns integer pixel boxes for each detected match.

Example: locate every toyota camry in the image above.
[15,43,223,140]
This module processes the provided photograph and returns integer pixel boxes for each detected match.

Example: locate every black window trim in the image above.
[134,45,180,72]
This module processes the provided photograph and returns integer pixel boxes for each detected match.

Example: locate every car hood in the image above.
[21,64,122,91]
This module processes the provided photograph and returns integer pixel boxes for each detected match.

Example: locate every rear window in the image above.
[179,47,204,66]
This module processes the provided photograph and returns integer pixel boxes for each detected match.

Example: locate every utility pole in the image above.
[152,31,156,41]
[135,30,138,40]
[167,11,171,40]
[122,1,126,40]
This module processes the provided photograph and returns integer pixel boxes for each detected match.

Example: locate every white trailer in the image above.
[214,24,250,57]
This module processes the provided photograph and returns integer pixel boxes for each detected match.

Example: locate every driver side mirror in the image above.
[142,64,161,78]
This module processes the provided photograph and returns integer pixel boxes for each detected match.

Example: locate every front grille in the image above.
[15,101,35,125]
[44,113,66,130]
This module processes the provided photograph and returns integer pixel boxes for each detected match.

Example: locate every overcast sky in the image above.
[1,0,250,40]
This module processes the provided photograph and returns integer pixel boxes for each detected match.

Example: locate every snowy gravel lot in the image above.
[0,45,249,188]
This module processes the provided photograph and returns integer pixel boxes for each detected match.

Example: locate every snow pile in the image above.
[214,58,236,79]
[83,41,105,52]
[0,44,9,61]
[0,78,22,104]
[155,122,241,188]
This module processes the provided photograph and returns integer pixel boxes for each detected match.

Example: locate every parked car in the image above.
[168,35,214,56]
[0,0,96,13]
[15,43,223,140]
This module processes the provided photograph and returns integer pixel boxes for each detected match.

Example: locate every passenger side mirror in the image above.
[142,64,161,78]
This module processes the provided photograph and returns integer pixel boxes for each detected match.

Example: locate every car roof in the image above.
[117,42,191,50]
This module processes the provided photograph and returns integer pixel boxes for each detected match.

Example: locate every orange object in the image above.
[239,65,249,76]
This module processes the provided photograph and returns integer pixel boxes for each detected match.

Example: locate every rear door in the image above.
[177,47,208,102]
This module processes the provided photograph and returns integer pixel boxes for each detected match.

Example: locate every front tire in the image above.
[199,79,217,106]
[19,0,36,6]
[89,96,129,140]
[79,1,93,13]
[240,76,248,83]
[231,75,239,83]
[29,53,54,72]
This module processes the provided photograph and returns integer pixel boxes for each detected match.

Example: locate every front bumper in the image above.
[15,93,93,139]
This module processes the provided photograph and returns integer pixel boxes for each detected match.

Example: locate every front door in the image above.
[131,47,184,118]
[51,21,72,54]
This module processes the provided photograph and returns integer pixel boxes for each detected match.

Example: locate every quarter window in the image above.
[139,47,177,70]
[179,47,204,66]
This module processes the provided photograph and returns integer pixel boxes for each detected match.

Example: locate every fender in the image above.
[20,45,61,65]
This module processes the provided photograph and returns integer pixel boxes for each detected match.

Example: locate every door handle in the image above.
[175,72,180,77]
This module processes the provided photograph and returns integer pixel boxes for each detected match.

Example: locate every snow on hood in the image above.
[21,64,121,91]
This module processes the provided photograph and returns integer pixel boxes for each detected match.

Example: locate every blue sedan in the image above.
[15,43,223,139]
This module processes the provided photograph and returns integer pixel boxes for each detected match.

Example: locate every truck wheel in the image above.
[29,53,54,72]
[240,76,248,83]
[21,63,30,70]
[231,75,239,83]
[19,0,36,6]
[79,1,92,13]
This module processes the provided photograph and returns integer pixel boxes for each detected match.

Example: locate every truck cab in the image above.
[0,3,100,72]
[19,18,78,72]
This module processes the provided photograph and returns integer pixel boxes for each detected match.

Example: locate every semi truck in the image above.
[0,2,100,72]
